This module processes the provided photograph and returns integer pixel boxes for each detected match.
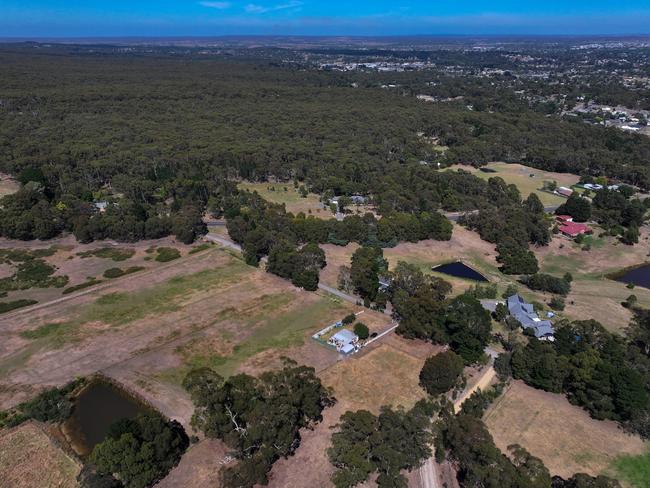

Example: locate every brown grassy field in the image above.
[447,162,580,206]
[0,235,198,305]
[0,421,81,488]
[537,228,650,332]
[484,381,646,481]
[238,181,331,218]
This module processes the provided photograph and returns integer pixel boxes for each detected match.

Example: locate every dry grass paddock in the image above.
[0,421,80,488]
[484,381,646,480]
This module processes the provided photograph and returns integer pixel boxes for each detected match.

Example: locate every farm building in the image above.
[507,294,554,341]
[557,187,573,197]
[329,329,359,354]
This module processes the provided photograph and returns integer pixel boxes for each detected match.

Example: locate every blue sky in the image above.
[2,1,650,37]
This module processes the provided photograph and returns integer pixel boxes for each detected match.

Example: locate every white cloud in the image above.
[199,1,231,9]
[245,1,302,14]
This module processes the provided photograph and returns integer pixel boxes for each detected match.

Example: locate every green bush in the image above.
[103,267,125,279]
[353,322,370,340]
[78,247,135,262]
[63,278,103,294]
[155,247,181,262]
[342,313,356,325]
[0,299,38,314]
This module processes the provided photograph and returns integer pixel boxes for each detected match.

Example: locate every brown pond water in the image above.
[64,379,151,457]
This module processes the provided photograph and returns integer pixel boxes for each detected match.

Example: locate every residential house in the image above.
[507,294,554,341]
[329,329,359,354]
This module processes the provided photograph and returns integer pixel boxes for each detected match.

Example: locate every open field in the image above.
[320,340,432,414]
[484,381,646,481]
[238,181,331,217]
[0,421,81,488]
[0,242,393,425]
[447,162,580,206]
[0,235,199,309]
[537,227,650,332]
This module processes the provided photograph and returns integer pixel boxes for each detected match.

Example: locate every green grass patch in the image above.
[19,322,78,348]
[189,243,213,254]
[155,247,181,262]
[613,449,650,488]
[159,295,346,383]
[79,259,249,327]
[77,247,135,261]
[0,299,38,314]
[63,278,103,294]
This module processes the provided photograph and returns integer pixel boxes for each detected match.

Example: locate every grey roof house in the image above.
[507,294,554,340]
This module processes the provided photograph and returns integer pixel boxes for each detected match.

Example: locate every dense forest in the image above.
[2,43,650,245]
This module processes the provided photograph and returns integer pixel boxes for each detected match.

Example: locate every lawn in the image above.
[447,162,580,206]
[484,381,646,480]
[613,449,650,488]
[0,422,80,488]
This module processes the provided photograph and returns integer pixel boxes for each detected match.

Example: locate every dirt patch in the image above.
[0,174,19,197]
[0,421,81,488]
[484,380,646,479]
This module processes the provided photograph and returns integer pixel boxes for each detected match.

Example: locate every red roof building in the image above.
[555,215,573,223]
[559,221,589,237]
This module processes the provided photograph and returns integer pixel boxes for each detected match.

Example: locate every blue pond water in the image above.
[615,264,650,289]
[432,261,488,282]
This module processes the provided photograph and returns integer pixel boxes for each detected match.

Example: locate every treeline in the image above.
[224,191,452,288]
[182,360,333,488]
[460,182,549,275]
[2,45,650,247]
[496,317,650,438]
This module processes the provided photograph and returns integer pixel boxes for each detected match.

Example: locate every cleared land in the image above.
[484,381,646,480]
[537,227,650,332]
[447,162,580,206]
[0,174,19,197]
[238,181,331,217]
[321,224,505,297]
[0,421,80,488]
[0,235,196,308]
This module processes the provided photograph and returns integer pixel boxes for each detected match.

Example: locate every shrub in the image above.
[342,313,356,325]
[353,322,370,340]
[0,299,38,314]
[155,247,181,262]
[103,267,125,279]
[63,278,103,294]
